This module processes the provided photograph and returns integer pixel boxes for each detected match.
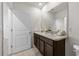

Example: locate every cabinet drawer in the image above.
[34,33,40,38]
[53,40,65,47]
[40,36,53,45]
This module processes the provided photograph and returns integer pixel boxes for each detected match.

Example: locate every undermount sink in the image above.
[40,31,57,37]
[41,31,56,34]
[40,31,66,37]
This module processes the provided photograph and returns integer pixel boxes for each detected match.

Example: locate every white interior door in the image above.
[12,13,31,53]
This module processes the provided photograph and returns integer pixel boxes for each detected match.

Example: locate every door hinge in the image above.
[11,45,13,48]
[11,29,13,32]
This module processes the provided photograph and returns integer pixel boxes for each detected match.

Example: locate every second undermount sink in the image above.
[40,31,57,37]
[41,30,66,36]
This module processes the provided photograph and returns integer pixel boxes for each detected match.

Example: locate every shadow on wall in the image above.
[12,11,32,31]
[10,4,41,32]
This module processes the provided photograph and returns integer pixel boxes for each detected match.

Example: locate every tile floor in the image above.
[12,46,42,56]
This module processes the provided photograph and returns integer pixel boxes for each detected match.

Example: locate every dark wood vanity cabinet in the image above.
[34,33,65,56]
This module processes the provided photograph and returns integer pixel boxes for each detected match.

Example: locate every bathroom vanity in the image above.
[34,32,67,56]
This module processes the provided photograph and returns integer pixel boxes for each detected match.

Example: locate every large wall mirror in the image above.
[41,2,68,36]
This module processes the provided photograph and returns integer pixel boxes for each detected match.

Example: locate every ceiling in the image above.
[30,2,48,9]
[9,2,48,9]
[49,2,67,14]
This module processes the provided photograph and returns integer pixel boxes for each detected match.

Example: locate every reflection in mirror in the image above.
[41,2,67,35]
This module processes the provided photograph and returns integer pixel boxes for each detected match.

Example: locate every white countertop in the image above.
[35,32,67,41]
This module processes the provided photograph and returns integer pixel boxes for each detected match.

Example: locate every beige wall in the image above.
[67,2,79,56]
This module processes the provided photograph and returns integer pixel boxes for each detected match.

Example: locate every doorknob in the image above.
[29,32,31,34]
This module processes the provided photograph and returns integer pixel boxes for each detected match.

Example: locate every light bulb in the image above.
[38,3,42,6]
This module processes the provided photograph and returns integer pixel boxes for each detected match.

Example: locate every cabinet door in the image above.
[37,38,40,49]
[53,40,65,56]
[45,43,53,56]
[34,33,40,49]
[34,34,37,47]
[39,39,44,55]
[53,46,65,56]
